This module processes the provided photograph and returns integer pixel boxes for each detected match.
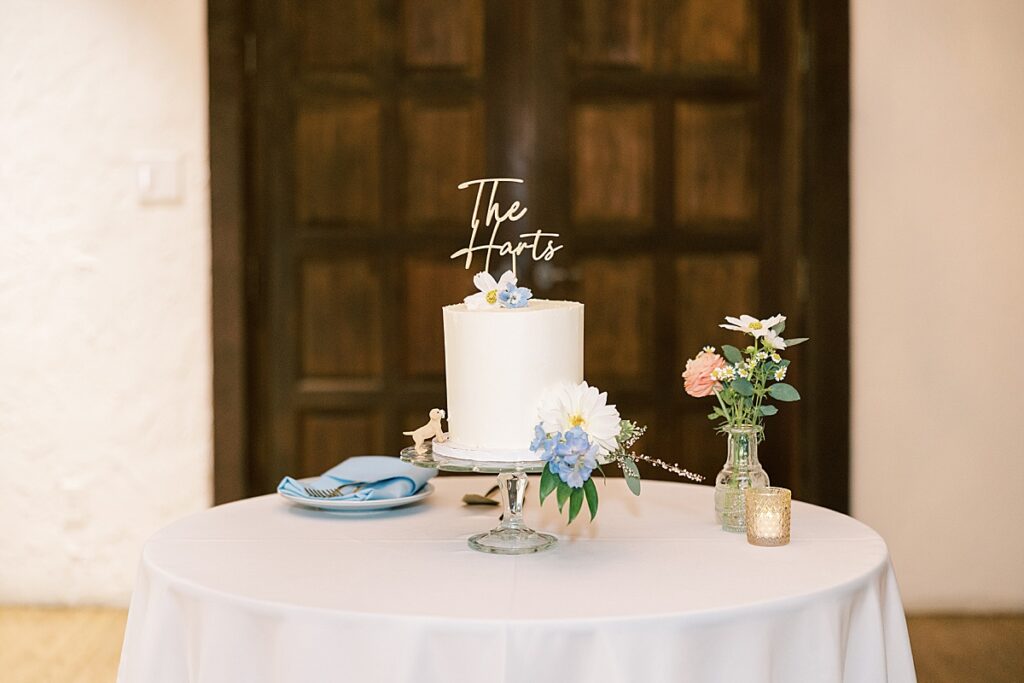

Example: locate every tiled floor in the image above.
[1,607,1021,682]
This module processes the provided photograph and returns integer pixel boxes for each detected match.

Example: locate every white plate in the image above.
[278,481,435,511]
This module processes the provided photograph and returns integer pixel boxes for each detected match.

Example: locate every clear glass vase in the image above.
[714,425,770,532]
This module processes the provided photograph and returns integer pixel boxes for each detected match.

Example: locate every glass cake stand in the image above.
[400,444,556,555]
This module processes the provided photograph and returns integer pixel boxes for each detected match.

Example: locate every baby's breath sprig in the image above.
[609,420,704,492]
[629,453,703,482]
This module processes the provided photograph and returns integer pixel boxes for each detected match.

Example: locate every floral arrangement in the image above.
[530,381,702,523]
[683,314,808,431]
[464,270,533,310]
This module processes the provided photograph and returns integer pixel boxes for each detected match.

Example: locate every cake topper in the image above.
[450,178,563,275]
[403,408,449,455]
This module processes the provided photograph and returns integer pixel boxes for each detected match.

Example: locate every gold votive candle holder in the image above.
[745,487,791,546]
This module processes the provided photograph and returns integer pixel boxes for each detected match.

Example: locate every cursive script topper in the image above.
[449,178,563,275]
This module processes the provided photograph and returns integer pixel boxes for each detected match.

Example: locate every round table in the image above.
[118,477,916,683]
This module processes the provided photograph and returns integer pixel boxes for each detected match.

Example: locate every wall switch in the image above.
[135,151,183,204]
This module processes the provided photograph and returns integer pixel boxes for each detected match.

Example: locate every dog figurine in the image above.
[404,408,449,455]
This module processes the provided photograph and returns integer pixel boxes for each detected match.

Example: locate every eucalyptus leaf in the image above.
[732,378,754,397]
[556,481,571,512]
[583,478,599,521]
[722,345,743,364]
[784,337,809,347]
[621,456,642,496]
[539,466,558,504]
[568,487,584,524]
[768,382,801,401]
[759,404,779,416]
[771,320,786,334]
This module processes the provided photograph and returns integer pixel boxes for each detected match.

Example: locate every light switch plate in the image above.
[135,150,183,204]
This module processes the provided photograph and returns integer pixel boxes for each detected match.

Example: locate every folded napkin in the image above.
[278,456,437,502]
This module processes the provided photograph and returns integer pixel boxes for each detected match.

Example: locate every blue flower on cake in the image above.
[554,426,599,488]
[497,282,533,309]
[531,423,557,464]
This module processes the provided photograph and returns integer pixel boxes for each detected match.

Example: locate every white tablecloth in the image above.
[118,477,916,683]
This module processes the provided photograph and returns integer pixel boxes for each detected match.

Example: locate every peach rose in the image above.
[682,350,727,398]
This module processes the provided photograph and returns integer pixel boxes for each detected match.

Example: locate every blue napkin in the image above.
[277,456,436,502]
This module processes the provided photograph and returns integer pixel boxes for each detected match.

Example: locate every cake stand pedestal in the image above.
[400,445,556,555]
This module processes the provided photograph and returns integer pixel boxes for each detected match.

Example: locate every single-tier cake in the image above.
[433,299,584,462]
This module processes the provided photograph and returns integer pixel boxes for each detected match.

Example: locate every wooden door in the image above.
[227,0,847,508]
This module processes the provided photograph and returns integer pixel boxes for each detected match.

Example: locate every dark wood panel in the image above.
[674,254,759,366]
[209,0,248,504]
[301,259,384,377]
[296,101,381,224]
[220,0,850,511]
[297,0,377,70]
[667,0,758,72]
[402,100,485,226]
[579,256,655,384]
[673,410,723,482]
[300,411,384,475]
[403,0,483,72]
[572,0,650,68]
[404,257,471,377]
[572,102,654,227]
[675,103,756,224]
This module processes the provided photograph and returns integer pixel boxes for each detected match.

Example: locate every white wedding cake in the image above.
[433,298,584,462]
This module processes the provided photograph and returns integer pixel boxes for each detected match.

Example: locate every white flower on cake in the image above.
[464,270,516,310]
[719,314,785,338]
[537,381,621,454]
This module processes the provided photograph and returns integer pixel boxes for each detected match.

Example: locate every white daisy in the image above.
[761,329,788,350]
[464,270,517,310]
[537,381,622,454]
[720,314,786,338]
[774,366,788,381]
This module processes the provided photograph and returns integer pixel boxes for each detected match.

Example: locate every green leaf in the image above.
[539,465,558,504]
[722,345,743,364]
[784,337,809,347]
[767,382,801,401]
[732,378,754,397]
[771,320,786,334]
[583,478,599,521]
[568,487,584,524]
[556,481,571,512]
[621,456,642,496]
[759,404,779,416]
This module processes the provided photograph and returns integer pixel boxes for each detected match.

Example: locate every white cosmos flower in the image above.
[762,329,788,350]
[537,381,622,454]
[464,270,517,310]
[720,314,785,338]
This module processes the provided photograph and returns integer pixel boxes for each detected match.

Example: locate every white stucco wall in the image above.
[0,0,211,604]
[852,0,1024,611]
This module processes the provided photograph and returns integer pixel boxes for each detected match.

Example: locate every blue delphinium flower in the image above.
[530,423,558,468]
[554,426,599,488]
[497,283,533,309]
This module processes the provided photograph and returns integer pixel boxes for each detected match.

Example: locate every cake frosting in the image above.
[435,299,584,461]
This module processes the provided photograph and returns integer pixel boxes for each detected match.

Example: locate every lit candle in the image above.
[745,487,791,546]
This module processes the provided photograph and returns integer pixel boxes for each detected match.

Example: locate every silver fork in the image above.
[302,482,365,499]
